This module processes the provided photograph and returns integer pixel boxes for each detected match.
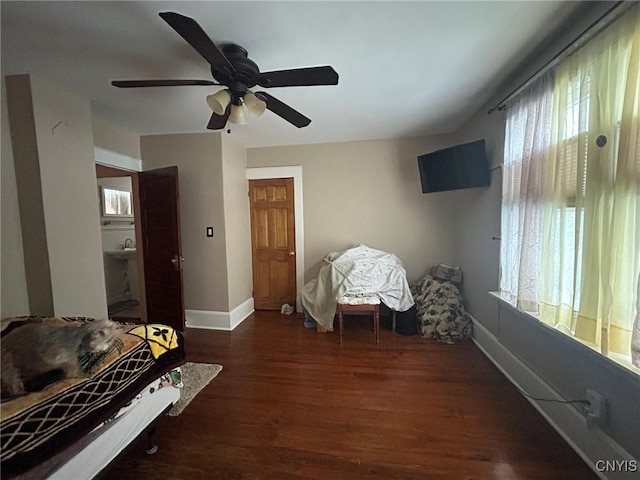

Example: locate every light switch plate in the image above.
[206,227,214,237]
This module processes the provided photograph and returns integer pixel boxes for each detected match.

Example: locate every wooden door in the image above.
[249,178,296,310]
[138,167,185,330]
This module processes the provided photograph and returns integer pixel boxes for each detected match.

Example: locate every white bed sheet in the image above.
[302,244,414,330]
[48,382,180,479]
[331,245,414,311]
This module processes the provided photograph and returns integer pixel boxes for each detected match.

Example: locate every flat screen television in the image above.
[417,139,490,193]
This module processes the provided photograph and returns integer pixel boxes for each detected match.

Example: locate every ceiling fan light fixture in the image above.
[229,103,246,124]
[116,12,338,130]
[244,92,267,117]
[206,89,231,115]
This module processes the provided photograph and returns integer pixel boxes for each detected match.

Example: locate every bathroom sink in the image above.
[106,249,136,260]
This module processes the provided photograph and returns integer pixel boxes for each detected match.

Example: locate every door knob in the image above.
[172,255,185,271]
[288,251,296,256]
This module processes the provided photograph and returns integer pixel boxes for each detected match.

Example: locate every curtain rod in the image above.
[487,1,629,114]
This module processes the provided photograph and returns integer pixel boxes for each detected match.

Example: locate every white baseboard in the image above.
[185,298,254,331]
[230,297,254,330]
[470,315,637,480]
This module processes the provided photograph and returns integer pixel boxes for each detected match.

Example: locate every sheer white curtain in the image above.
[539,6,640,357]
[500,5,640,366]
[633,272,640,367]
[500,72,554,313]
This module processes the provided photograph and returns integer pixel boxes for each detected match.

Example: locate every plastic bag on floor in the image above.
[281,303,294,315]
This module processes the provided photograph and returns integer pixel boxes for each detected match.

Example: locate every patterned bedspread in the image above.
[0,317,185,479]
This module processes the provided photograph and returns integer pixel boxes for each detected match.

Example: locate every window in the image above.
[102,187,132,217]
[500,6,640,371]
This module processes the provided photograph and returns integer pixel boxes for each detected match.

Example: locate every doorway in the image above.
[96,164,146,323]
[95,164,186,331]
[249,177,297,310]
[246,166,304,312]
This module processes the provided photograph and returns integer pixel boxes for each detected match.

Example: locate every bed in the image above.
[301,244,414,331]
[0,316,186,479]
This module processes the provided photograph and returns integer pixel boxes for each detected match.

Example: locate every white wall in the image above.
[5,75,54,315]
[1,76,29,318]
[141,132,254,329]
[247,136,457,284]
[30,76,107,318]
[451,110,504,334]
[5,74,107,319]
[92,117,141,160]
[141,132,230,312]
[222,135,253,310]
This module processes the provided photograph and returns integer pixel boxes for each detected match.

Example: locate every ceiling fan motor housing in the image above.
[212,44,261,96]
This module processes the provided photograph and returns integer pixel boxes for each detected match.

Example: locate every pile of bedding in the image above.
[411,275,472,343]
[301,244,414,330]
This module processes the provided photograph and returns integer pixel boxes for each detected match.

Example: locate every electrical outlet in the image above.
[585,388,606,428]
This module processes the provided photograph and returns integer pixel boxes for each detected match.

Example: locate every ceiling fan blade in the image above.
[111,79,216,88]
[257,66,339,88]
[255,92,311,128]
[159,12,235,74]
[207,107,231,130]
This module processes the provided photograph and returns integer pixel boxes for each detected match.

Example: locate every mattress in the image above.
[0,317,186,479]
[48,374,181,479]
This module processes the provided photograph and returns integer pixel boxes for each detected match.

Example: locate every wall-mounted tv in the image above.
[417,139,490,193]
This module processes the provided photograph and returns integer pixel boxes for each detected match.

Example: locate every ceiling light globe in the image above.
[244,92,267,117]
[206,89,231,116]
[229,104,246,124]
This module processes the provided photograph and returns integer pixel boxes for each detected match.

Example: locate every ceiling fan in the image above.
[112,11,339,130]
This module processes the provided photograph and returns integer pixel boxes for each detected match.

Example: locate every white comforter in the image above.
[301,245,414,330]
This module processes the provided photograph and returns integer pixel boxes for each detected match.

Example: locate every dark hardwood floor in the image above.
[107,311,596,479]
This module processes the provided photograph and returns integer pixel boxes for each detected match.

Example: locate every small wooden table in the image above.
[336,303,380,345]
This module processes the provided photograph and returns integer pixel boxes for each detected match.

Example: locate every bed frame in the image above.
[0,317,185,480]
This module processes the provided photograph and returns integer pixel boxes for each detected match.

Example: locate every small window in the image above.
[102,187,132,217]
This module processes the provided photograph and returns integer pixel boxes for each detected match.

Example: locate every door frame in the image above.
[246,166,304,312]
[95,153,146,323]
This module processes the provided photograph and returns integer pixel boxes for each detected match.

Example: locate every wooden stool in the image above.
[337,303,380,345]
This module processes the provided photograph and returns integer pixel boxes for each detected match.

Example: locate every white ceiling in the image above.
[2,1,590,148]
